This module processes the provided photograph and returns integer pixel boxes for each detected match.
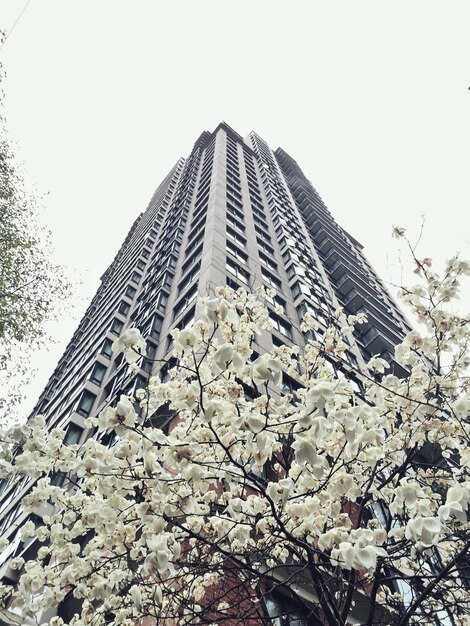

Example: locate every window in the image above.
[255,225,271,242]
[347,375,363,395]
[296,300,315,319]
[270,313,292,340]
[178,261,200,293]
[226,257,250,283]
[174,285,198,320]
[227,203,244,222]
[227,182,242,197]
[259,252,277,271]
[89,362,107,385]
[146,402,174,434]
[165,255,177,271]
[50,472,66,487]
[265,591,310,626]
[110,318,124,336]
[226,213,245,232]
[226,277,240,291]
[142,342,157,374]
[76,390,96,417]
[261,268,282,290]
[227,240,248,264]
[142,248,150,259]
[182,245,203,274]
[166,335,174,355]
[252,206,266,221]
[227,226,246,247]
[136,259,146,271]
[160,358,178,383]
[131,271,142,284]
[345,351,358,368]
[287,264,306,280]
[100,338,113,359]
[156,291,168,313]
[147,314,163,340]
[178,306,195,330]
[257,238,274,255]
[253,215,269,230]
[291,281,311,299]
[272,334,287,349]
[186,231,204,256]
[280,373,301,397]
[266,292,286,310]
[125,285,137,299]
[189,215,206,237]
[64,423,83,445]
[118,301,131,316]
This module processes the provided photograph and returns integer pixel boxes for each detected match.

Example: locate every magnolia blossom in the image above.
[174,327,199,351]
[204,297,240,325]
[251,354,283,386]
[367,355,390,373]
[112,327,146,364]
[405,517,441,547]
[212,343,245,374]
[438,486,470,523]
[1,260,469,626]
[331,541,386,570]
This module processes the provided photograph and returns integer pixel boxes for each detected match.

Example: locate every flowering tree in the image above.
[0,60,72,420]
[0,240,469,626]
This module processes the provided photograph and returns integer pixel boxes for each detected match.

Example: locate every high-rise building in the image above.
[0,122,412,619]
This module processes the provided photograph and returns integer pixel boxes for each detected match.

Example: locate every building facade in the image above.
[0,122,412,622]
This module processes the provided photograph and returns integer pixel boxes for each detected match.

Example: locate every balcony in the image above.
[329,261,383,298]
[316,233,352,260]
[342,288,394,322]
[355,307,405,349]
[359,326,397,354]
[336,271,372,296]
[343,288,366,311]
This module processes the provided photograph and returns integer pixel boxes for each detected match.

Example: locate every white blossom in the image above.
[1,264,470,624]
[112,327,146,364]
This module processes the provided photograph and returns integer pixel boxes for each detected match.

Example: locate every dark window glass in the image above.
[64,423,83,445]
[227,226,247,247]
[265,592,310,625]
[150,314,164,339]
[261,268,282,290]
[101,338,113,359]
[157,292,168,312]
[125,285,137,298]
[142,342,157,373]
[118,301,131,316]
[174,286,198,320]
[76,390,96,417]
[226,277,240,291]
[270,313,293,340]
[226,258,250,283]
[227,241,248,264]
[89,362,107,385]
[110,318,124,336]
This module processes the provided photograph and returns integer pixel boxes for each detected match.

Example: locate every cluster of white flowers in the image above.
[0,259,469,626]
[112,327,146,364]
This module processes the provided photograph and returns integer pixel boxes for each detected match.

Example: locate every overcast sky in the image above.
[1,0,470,416]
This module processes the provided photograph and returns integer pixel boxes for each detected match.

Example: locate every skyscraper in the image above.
[0,122,412,620]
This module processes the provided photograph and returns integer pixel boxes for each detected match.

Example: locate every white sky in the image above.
[1,0,470,416]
